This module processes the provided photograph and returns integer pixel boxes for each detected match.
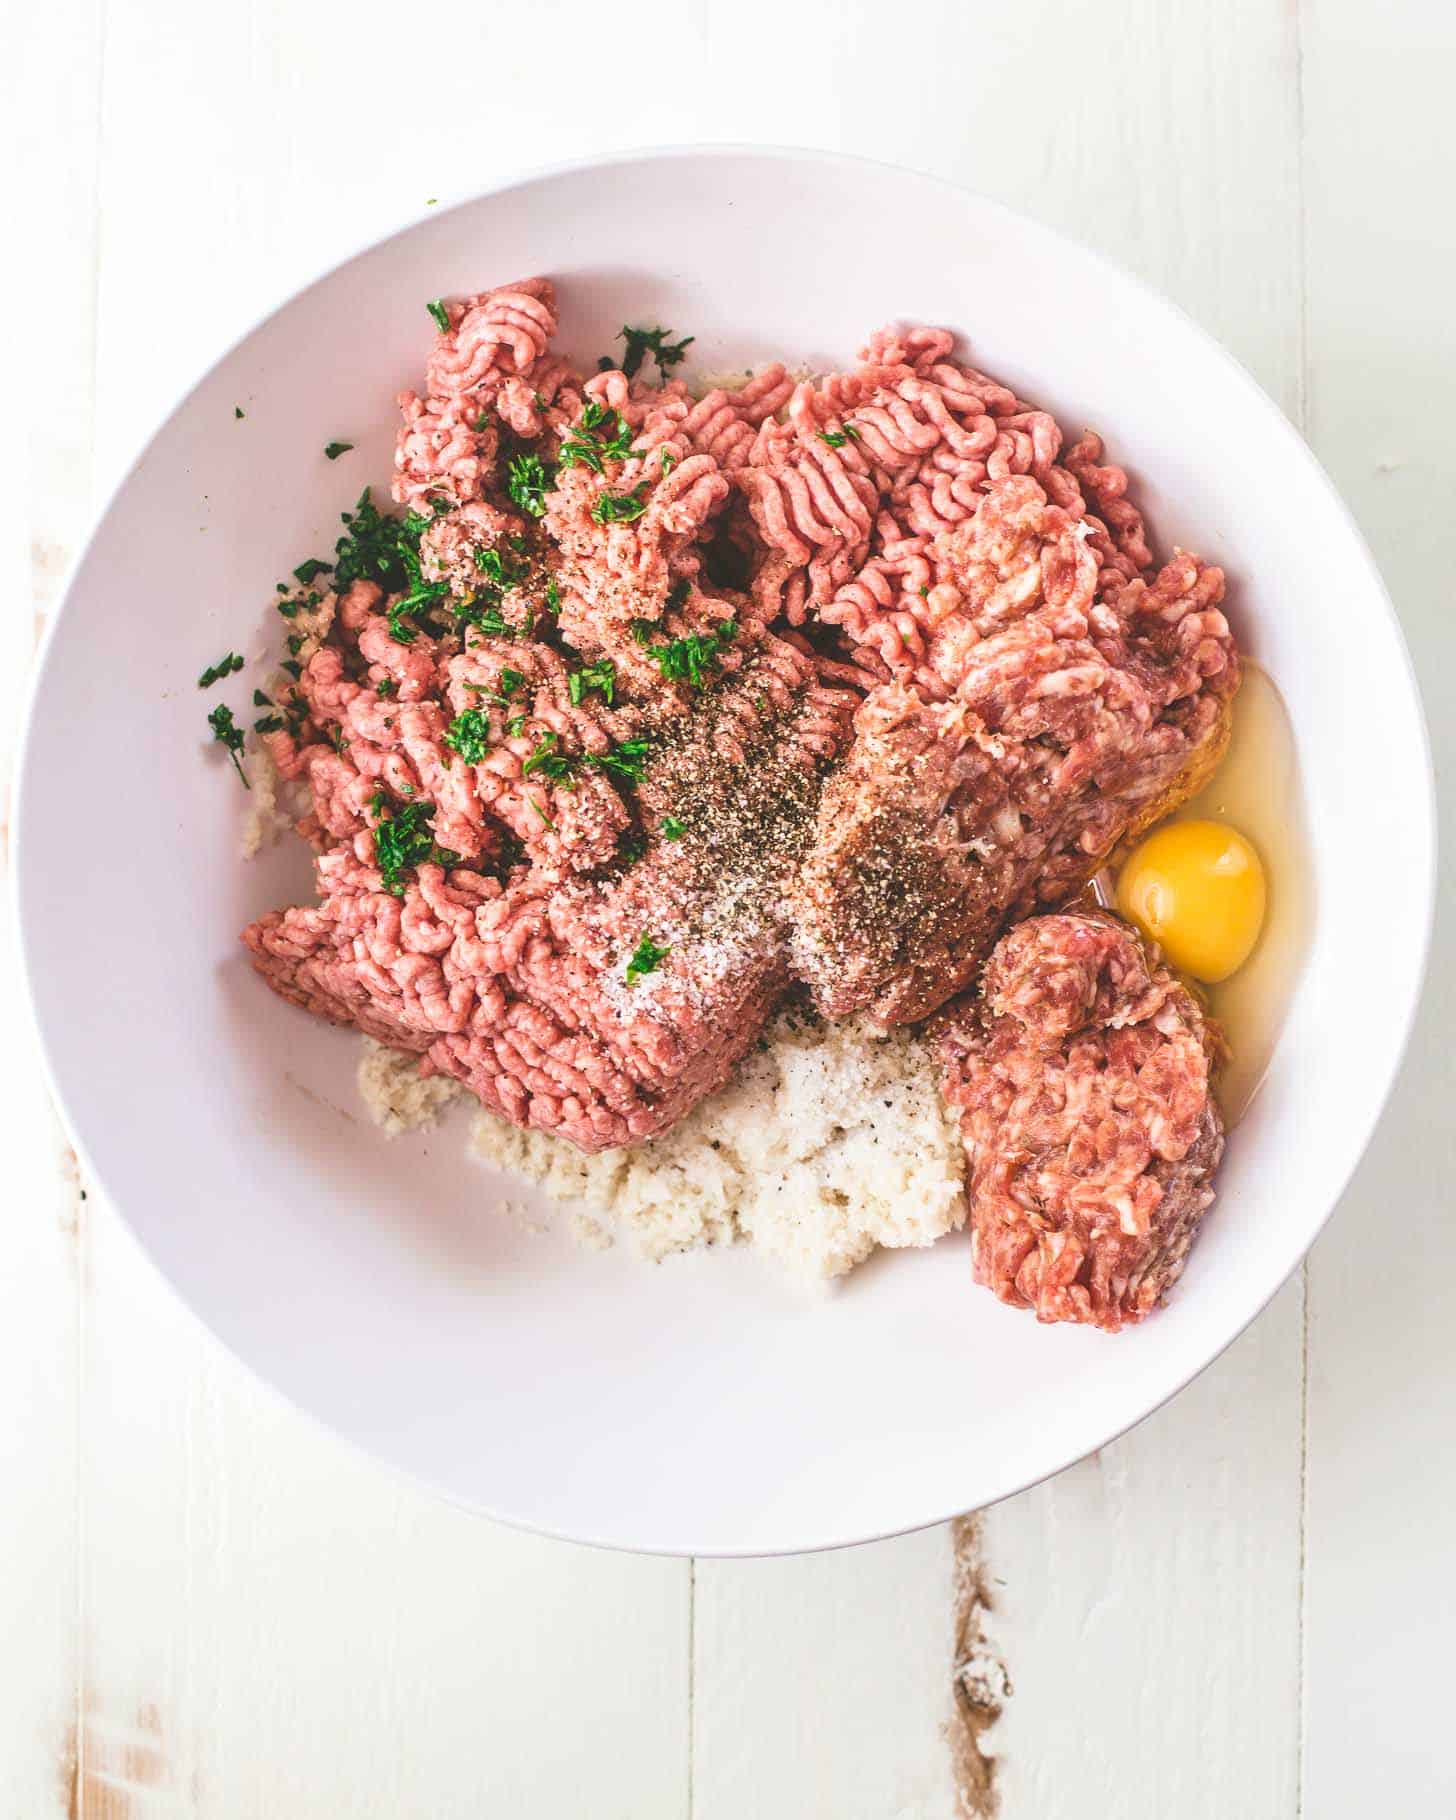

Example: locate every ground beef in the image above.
[936,911,1224,1332]
[243,279,1238,1182]
[246,609,861,1150]
[789,478,1237,1025]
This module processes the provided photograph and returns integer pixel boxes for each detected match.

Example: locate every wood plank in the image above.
[695,1531,959,1820]
[982,1285,1304,1818]
[1299,4,1456,1811]
[0,0,104,1810]
[693,0,1308,1811]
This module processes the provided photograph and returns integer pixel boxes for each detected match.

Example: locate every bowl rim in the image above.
[12,143,1439,1555]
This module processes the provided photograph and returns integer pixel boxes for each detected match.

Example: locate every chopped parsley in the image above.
[426,298,450,332]
[252,713,284,734]
[234,406,245,420]
[557,400,634,475]
[618,325,695,379]
[370,795,458,895]
[660,814,686,840]
[625,932,670,985]
[197,651,244,689]
[590,485,648,525]
[583,738,650,786]
[818,429,848,449]
[376,676,397,697]
[281,659,303,679]
[660,447,677,476]
[252,688,272,707]
[330,489,451,643]
[506,450,552,518]
[506,714,526,738]
[206,704,248,786]
[526,795,554,829]
[443,709,492,764]
[293,557,331,585]
[474,546,526,587]
[543,577,561,614]
[643,620,737,690]
[324,440,354,461]
[521,730,576,785]
[568,659,616,707]
[456,600,517,638]
[498,666,526,698]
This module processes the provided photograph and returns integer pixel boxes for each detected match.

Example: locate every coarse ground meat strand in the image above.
[936,910,1224,1332]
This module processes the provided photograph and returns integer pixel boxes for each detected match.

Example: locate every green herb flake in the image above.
[474,546,525,587]
[818,428,848,449]
[426,298,450,332]
[498,666,526,698]
[568,659,616,707]
[507,714,526,738]
[521,730,576,786]
[583,738,650,786]
[625,932,670,985]
[376,676,397,697]
[506,451,552,519]
[293,557,332,586]
[618,325,695,379]
[543,577,561,614]
[252,688,272,707]
[443,708,492,765]
[644,619,737,691]
[660,447,677,476]
[198,651,245,689]
[234,406,245,420]
[324,440,355,461]
[591,485,648,526]
[660,814,686,840]
[370,795,457,895]
[526,795,555,829]
[557,400,634,476]
[281,659,303,680]
[252,713,284,734]
[206,703,249,787]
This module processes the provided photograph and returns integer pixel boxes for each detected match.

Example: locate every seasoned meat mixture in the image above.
[937,911,1224,1331]
[240,277,1239,1223]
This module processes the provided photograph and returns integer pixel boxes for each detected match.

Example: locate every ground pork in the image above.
[936,910,1224,1332]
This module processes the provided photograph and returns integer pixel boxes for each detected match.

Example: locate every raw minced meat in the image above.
[937,910,1224,1331]
[243,278,1236,1158]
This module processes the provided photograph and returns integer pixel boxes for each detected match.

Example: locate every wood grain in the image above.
[1299,4,1456,1812]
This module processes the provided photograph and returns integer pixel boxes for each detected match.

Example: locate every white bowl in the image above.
[16,149,1435,1555]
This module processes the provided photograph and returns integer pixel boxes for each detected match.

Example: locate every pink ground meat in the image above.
[937,911,1224,1332]
[243,276,1239,1237]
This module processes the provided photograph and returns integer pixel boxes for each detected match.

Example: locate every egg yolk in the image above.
[1115,819,1267,984]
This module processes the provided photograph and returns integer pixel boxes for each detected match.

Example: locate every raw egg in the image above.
[1115,819,1267,984]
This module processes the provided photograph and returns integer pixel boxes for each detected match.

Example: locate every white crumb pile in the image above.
[357,1038,467,1138]
[358,1006,967,1285]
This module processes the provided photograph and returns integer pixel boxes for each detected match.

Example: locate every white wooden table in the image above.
[4,3,1453,1814]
